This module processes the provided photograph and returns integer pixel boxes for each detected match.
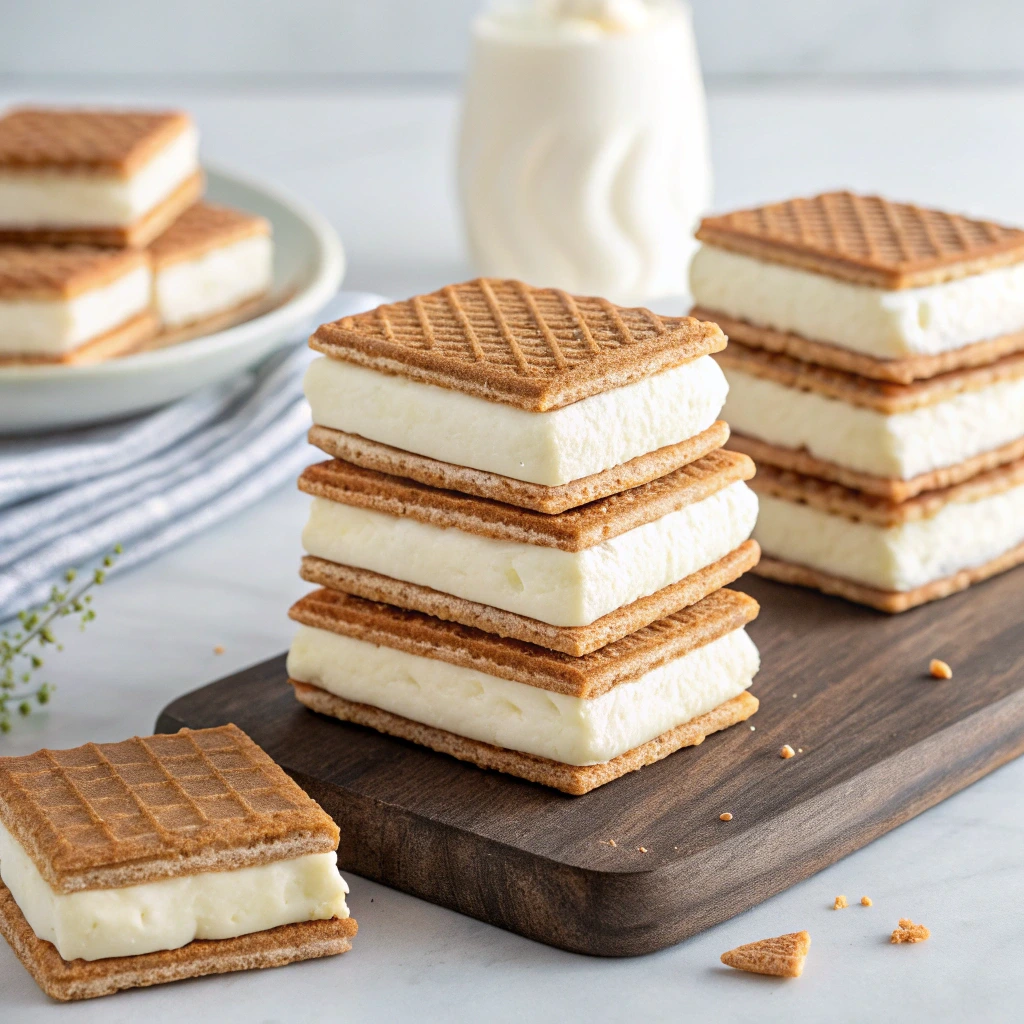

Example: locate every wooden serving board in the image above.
[157,570,1024,957]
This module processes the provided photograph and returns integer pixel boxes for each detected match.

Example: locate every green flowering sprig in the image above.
[0,546,122,734]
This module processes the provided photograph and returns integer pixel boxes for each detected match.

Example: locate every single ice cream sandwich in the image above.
[303,278,730,507]
[296,449,758,649]
[749,460,1024,611]
[149,201,273,335]
[715,342,1024,499]
[288,587,760,794]
[0,725,355,1001]
[0,107,202,248]
[690,192,1024,381]
[0,246,156,364]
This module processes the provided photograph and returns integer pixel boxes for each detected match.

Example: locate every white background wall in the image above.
[2,0,1024,80]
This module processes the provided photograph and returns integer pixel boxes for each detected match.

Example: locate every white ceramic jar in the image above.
[457,0,712,305]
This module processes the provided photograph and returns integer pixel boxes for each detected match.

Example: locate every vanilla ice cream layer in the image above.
[722,366,1024,480]
[304,355,728,486]
[755,483,1024,591]
[0,265,151,356]
[0,821,348,963]
[288,623,759,765]
[154,234,273,327]
[0,124,198,228]
[690,244,1024,358]
[303,480,758,627]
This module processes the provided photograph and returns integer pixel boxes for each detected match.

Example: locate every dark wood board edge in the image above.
[155,660,1024,957]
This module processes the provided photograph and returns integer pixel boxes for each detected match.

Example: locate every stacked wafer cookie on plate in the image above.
[287,279,762,795]
[0,106,273,364]
[690,192,1024,611]
[0,725,355,1001]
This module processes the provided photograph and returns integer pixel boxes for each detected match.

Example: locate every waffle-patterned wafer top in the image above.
[311,279,727,411]
[0,108,191,177]
[0,725,339,894]
[149,202,270,268]
[0,246,147,300]
[290,586,759,699]
[697,192,1024,289]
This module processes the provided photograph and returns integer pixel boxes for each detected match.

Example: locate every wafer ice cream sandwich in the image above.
[0,108,202,248]
[304,278,732,512]
[0,725,355,1001]
[690,192,1024,381]
[0,246,156,364]
[288,588,760,794]
[297,452,758,654]
[149,201,272,333]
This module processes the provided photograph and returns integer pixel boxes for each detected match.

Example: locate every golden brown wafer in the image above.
[300,540,761,656]
[752,545,1024,613]
[0,311,158,366]
[149,201,270,268]
[750,459,1024,527]
[696,192,1024,289]
[291,682,758,796]
[693,306,1024,385]
[298,448,754,553]
[0,171,203,249]
[0,246,147,299]
[717,340,1024,414]
[730,432,1024,503]
[720,930,811,978]
[307,420,730,515]
[0,882,356,1002]
[288,586,759,699]
[0,724,339,894]
[310,279,727,412]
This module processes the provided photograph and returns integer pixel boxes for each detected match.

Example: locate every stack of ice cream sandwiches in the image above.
[0,106,273,366]
[286,278,762,795]
[690,191,1024,611]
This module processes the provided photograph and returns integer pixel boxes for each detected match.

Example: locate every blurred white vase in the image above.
[457,0,712,306]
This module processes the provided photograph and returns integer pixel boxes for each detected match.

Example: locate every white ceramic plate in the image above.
[0,166,345,434]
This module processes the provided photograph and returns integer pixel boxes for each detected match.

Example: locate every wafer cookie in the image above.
[0,312,157,366]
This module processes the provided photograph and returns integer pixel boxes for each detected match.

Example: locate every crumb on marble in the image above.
[861,896,873,907]
[834,895,849,910]
[213,645,225,655]
[891,918,930,943]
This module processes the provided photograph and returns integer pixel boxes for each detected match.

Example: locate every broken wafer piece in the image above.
[0,725,355,1001]
[748,461,1024,612]
[720,930,811,978]
[891,919,930,944]
[303,279,731,506]
[691,191,1024,375]
[0,246,156,365]
[287,587,760,794]
[0,107,202,248]
[149,201,272,333]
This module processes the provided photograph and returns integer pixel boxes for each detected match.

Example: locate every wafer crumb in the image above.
[929,659,952,679]
[600,839,617,847]
[720,930,811,978]
[891,918,930,943]
[861,896,873,907]
[749,725,756,731]
[720,812,733,822]
[834,895,848,910]
[213,645,225,655]
[637,846,648,854]
[780,745,796,759]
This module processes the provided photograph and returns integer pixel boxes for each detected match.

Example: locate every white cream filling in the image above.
[302,480,758,627]
[154,233,273,327]
[722,366,1024,480]
[288,624,759,765]
[0,821,348,963]
[303,355,728,486]
[755,483,1024,591]
[0,265,151,355]
[690,244,1024,358]
[0,124,198,228]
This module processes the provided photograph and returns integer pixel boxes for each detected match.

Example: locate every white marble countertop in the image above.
[2,80,1023,1022]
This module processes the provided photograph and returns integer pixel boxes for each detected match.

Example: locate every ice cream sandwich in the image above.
[0,246,156,364]
[288,587,760,794]
[149,201,273,335]
[0,108,202,248]
[0,725,355,1001]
